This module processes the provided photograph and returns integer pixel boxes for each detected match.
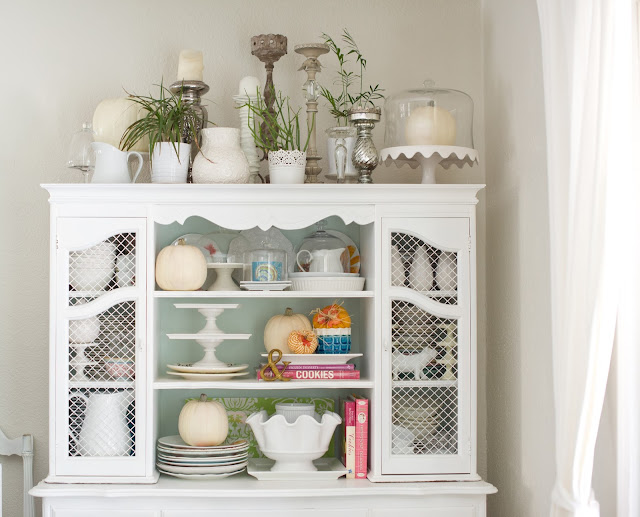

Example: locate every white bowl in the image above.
[269,165,306,184]
[291,276,365,291]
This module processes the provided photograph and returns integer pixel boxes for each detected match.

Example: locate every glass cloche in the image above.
[383,80,474,149]
[295,220,348,273]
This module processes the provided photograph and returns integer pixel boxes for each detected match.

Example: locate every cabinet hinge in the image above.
[56,237,59,250]
[467,438,472,455]
[468,236,472,251]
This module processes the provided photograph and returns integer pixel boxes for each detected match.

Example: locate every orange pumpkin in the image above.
[311,303,351,329]
[287,330,318,354]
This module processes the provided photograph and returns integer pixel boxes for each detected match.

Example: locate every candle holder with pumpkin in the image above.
[380,80,478,184]
[311,302,352,354]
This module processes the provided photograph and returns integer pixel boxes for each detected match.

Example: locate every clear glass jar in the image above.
[384,80,474,148]
[243,248,287,281]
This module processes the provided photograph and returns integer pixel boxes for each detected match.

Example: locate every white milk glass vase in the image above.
[192,128,250,184]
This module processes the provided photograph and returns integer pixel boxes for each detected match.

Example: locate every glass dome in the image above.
[383,80,474,149]
[296,220,348,273]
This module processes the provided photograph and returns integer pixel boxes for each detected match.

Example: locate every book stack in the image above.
[341,394,369,479]
[257,363,360,381]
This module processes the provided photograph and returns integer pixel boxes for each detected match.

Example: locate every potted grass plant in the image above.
[120,82,201,183]
[243,88,312,184]
[320,30,384,182]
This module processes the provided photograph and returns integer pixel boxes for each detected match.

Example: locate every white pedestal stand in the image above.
[381,145,478,184]
[168,304,251,368]
[207,263,243,291]
[70,343,97,382]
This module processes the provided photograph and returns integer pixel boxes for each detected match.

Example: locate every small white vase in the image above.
[192,128,250,184]
[151,142,191,183]
[326,126,357,182]
[268,150,306,184]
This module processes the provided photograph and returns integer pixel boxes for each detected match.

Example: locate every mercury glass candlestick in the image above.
[169,80,210,171]
[295,43,329,183]
[347,106,382,184]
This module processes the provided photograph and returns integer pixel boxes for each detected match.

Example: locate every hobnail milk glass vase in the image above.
[192,128,250,184]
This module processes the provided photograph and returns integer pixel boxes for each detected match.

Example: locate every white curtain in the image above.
[536,0,637,516]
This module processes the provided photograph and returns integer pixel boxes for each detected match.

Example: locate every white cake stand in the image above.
[207,263,243,291]
[69,343,98,382]
[169,304,251,368]
[380,145,478,184]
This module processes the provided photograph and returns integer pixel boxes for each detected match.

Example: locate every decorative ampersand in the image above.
[259,348,291,382]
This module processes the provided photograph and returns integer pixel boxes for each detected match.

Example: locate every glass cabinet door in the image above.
[381,217,472,475]
[54,218,147,478]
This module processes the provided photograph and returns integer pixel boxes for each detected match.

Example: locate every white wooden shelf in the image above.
[391,380,458,388]
[69,381,135,389]
[154,290,375,299]
[152,377,374,390]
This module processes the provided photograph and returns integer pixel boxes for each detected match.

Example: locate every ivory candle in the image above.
[405,105,457,146]
[177,49,204,81]
[238,76,261,97]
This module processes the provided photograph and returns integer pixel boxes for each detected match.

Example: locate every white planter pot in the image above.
[151,142,191,183]
[326,126,357,182]
[192,128,250,184]
[268,150,306,184]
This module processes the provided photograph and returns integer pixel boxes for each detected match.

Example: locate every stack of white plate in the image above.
[394,404,441,440]
[240,280,292,291]
[166,363,249,381]
[156,435,249,479]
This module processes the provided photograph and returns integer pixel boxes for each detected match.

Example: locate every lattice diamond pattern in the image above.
[391,232,457,304]
[68,388,136,457]
[68,233,136,299]
[68,301,136,383]
[392,387,458,455]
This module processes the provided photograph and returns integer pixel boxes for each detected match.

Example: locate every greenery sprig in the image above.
[320,29,384,125]
[242,88,313,153]
[120,81,202,162]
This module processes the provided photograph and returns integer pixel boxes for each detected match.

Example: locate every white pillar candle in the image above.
[405,105,457,146]
[238,76,261,97]
[177,50,204,81]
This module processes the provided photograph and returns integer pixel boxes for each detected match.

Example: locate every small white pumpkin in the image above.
[264,307,312,353]
[155,239,207,291]
[93,97,148,152]
[178,394,229,446]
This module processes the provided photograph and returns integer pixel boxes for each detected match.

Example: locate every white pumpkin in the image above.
[264,307,312,353]
[155,239,207,291]
[178,394,229,446]
[93,97,149,152]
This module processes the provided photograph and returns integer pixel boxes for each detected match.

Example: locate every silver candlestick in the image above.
[295,43,329,183]
[347,106,382,184]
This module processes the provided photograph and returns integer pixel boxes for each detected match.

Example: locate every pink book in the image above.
[343,399,356,479]
[257,369,360,380]
[260,363,355,371]
[349,394,369,479]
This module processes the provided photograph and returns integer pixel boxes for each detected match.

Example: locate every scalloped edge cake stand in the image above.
[380,145,478,184]
[169,304,251,368]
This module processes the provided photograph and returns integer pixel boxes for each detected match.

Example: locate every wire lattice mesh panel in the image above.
[391,232,457,304]
[68,388,136,457]
[391,301,457,381]
[392,386,458,455]
[68,301,136,383]
[68,233,136,300]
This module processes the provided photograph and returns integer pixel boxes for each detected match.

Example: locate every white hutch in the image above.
[31,184,496,516]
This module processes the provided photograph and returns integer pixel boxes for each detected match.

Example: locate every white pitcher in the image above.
[72,391,133,456]
[296,248,345,273]
[91,142,143,184]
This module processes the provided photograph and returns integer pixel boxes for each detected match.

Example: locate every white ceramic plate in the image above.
[240,281,291,291]
[326,230,361,274]
[173,303,240,310]
[157,461,248,474]
[157,453,248,465]
[259,353,362,365]
[157,467,245,479]
[247,458,347,480]
[158,436,249,450]
[166,371,249,381]
[167,363,249,374]
[207,262,244,269]
[166,333,252,340]
[157,445,249,457]
[171,233,222,264]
